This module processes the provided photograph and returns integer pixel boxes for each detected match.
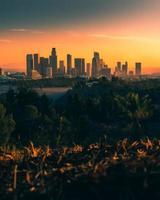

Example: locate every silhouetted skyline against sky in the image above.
[0,0,160,73]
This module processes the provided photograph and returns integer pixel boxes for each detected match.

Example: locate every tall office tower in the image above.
[114,62,122,76]
[129,71,134,76]
[99,59,105,76]
[45,65,52,78]
[33,54,39,72]
[122,62,128,76]
[67,54,72,75]
[92,52,101,78]
[26,54,33,77]
[49,48,58,76]
[59,60,65,75]
[86,63,91,77]
[117,62,121,72]
[75,58,85,77]
[135,62,142,75]
[101,65,111,79]
[0,68,3,76]
[94,52,100,60]
[40,57,49,77]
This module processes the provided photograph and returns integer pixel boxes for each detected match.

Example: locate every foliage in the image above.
[0,104,15,146]
[0,78,160,146]
[115,93,153,138]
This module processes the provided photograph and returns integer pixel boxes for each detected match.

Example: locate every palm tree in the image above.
[115,93,153,138]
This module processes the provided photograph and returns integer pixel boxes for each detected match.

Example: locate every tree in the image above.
[115,93,153,138]
[0,104,15,146]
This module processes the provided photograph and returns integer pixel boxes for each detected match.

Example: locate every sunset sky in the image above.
[0,0,160,73]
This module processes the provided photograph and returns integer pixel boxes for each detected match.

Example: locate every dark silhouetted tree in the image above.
[0,104,15,146]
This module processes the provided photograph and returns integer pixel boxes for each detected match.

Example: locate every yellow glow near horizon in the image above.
[0,31,160,74]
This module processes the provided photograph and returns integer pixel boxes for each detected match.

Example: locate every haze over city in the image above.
[0,0,160,73]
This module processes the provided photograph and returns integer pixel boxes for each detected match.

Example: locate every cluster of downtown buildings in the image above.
[26,48,142,80]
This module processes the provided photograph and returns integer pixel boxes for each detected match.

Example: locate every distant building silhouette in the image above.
[92,52,100,78]
[33,54,39,72]
[135,63,142,75]
[115,61,128,77]
[67,54,72,75]
[39,57,52,78]
[122,62,128,76]
[86,63,91,77]
[75,58,85,77]
[0,68,4,76]
[117,62,121,72]
[49,48,58,77]
[101,65,111,79]
[26,48,143,80]
[59,60,65,75]
[26,54,33,77]
[129,70,134,76]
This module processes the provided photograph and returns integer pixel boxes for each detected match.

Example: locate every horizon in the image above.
[0,0,160,73]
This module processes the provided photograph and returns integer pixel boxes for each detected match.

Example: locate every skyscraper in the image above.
[59,60,65,75]
[49,48,58,76]
[92,52,100,78]
[67,54,72,75]
[75,58,85,77]
[135,62,142,75]
[33,54,39,72]
[86,63,91,77]
[26,54,33,77]
[101,65,111,79]
[117,62,121,72]
[122,62,128,76]
[0,68,3,76]
[94,52,100,60]
[40,57,49,77]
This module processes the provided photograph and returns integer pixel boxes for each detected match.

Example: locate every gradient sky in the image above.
[0,0,160,73]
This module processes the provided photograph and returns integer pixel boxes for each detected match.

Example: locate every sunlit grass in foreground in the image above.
[0,138,160,200]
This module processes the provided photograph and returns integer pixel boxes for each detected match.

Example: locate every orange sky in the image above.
[0,1,160,74]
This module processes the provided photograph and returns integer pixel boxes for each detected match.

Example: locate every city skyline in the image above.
[0,0,160,73]
[26,48,141,80]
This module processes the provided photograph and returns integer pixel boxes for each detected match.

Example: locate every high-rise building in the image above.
[71,68,76,77]
[45,65,52,78]
[40,57,49,77]
[122,62,128,76]
[135,63,142,75]
[75,58,85,77]
[86,63,91,77]
[129,70,134,76]
[101,65,111,79]
[94,52,100,60]
[59,60,65,75]
[33,54,39,72]
[117,62,121,72]
[115,62,122,76]
[0,68,3,76]
[49,48,58,76]
[26,54,33,77]
[67,54,72,75]
[92,52,100,78]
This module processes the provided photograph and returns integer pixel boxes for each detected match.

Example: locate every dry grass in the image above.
[0,138,160,200]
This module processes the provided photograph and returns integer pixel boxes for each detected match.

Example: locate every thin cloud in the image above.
[10,28,28,32]
[10,29,45,34]
[0,39,11,43]
[90,34,160,42]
